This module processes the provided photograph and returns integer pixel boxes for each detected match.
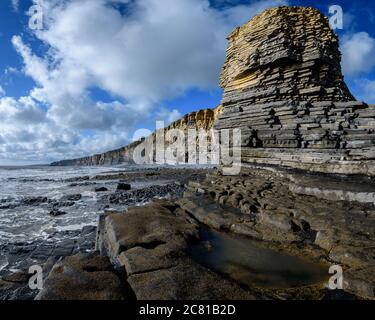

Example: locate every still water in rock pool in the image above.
[189,228,328,289]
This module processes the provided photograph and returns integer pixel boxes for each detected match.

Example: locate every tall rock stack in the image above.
[215,6,375,176]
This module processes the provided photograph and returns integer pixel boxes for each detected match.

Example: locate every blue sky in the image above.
[0,0,374,165]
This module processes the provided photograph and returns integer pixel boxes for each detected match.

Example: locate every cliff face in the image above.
[215,6,375,176]
[53,6,375,175]
[51,107,221,166]
[220,7,354,102]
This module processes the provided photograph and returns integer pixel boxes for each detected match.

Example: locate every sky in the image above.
[0,0,374,165]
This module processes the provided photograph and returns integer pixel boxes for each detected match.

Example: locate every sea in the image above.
[0,165,143,273]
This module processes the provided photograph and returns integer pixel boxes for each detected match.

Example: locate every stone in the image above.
[1,271,29,283]
[104,183,184,206]
[0,278,35,301]
[116,183,131,191]
[35,252,126,300]
[100,202,199,265]
[49,209,67,217]
[127,258,255,300]
[49,201,75,208]
[22,197,48,206]
[177,197,234,230]
[117,239,186,276]
[344,266,375,299]
[61,194,82,202]
[97,200,257,299]
[329,245,375,268]
[95,187,108,192]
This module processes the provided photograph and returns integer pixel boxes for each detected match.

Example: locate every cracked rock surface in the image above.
[98,200,255,300]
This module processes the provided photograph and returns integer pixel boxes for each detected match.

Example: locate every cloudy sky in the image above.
[0,0,374,165]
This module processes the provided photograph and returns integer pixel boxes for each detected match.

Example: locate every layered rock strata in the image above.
[96,201,255,300]
[37,6,375,301]
[220,7,353,102]
[179,167,375,299]
[38,201,256,300]
[215,6,375,175]
[51,107,221,166]
[36,169,374,300]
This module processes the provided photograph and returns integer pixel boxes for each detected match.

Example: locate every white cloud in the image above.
[341,32,375,76]
[155,108,183,125]
[2,0,288,163]
[0,95,133,163]
[0,86,5,97]
[11,0,19,12]
[33,0,287,101]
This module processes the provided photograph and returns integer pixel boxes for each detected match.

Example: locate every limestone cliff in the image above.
[215,6,375,176]
[51,106,221,166]
[220,6,354,102]
[53,6,375,175]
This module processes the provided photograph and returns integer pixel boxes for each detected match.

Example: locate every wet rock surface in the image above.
[0,166,208,300]
[49,209,67,217]
[1,226,97,270]
[39,199,258,300]
[95,187,108,192]
[4,165,374,300]
[178,166,375,299]
[0,226,97,300]
[95,200,256,300]
[116,183,131,191]
[102,183,185,206]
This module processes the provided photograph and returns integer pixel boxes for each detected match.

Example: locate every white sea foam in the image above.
[0,255,8,272]
[0,165,123,243]
[55,222,96,232]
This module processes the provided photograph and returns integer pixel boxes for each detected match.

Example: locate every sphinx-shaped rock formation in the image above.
[215,6,375,176]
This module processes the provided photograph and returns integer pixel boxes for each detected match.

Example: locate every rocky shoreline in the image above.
[1,165,372,300]
[0,167,209,300]
[2,5,375,301]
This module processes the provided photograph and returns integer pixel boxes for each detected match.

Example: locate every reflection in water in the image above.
[189,228,328,289]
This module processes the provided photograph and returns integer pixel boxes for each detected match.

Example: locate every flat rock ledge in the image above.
[37,201,255,300]
[97,201,255,300]
[36,167,375,300]
[180,167,375,299]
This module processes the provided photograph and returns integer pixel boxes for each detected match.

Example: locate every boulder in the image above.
[49,209,67,217]
[116,183,131,191]
[49,201,75,208]
[95,187,108,192]
[100,202,199,264]
[35,253,126,300]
